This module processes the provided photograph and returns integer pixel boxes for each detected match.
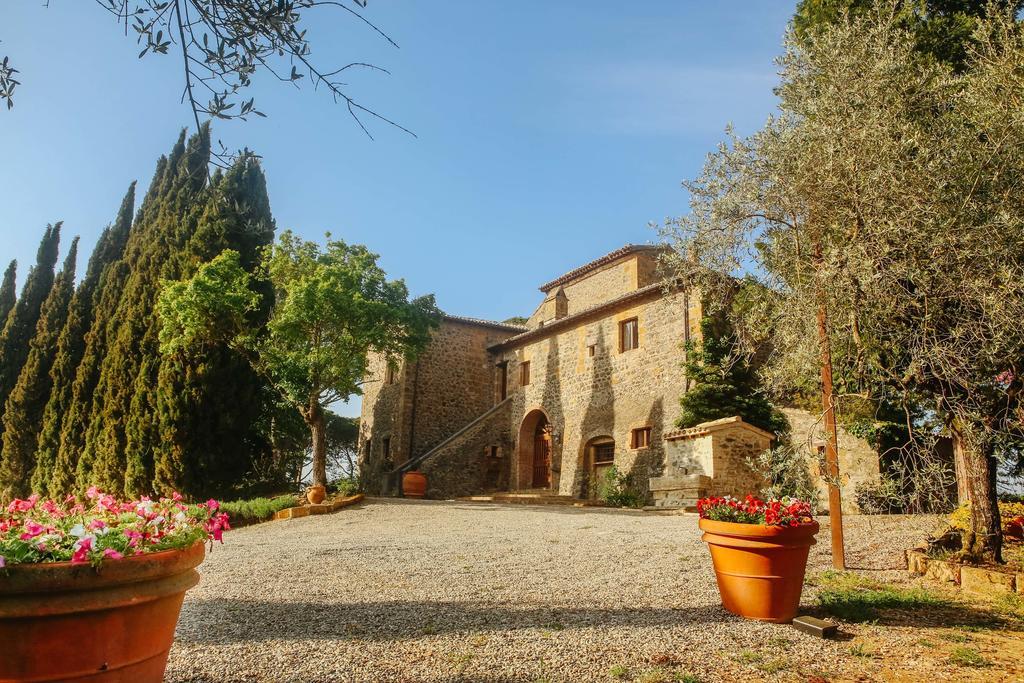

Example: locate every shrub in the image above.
[598,466,645,508]
[219,495,298,526]
[328,476,360,496]
[949,501,1024,537]
[746,444,820,511]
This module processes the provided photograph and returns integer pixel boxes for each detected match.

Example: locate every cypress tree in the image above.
[0,225,61,433]
[64,159,174,493]
[0,261,16,330]
[152,155,275,499]
[0,238,77,499]
[36,184,136,497]
[83,126,211,496]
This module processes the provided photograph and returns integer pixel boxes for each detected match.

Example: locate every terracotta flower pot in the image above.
[402,471,427,498]
[699,518,819,623]
[307,485,326,505]
[0,540,206,682]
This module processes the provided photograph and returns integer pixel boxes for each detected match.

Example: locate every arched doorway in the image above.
[581,436,615,500]
[517,409,552,490]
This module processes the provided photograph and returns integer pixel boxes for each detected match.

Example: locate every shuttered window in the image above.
[631,427,651,449]
[520,361,531,386]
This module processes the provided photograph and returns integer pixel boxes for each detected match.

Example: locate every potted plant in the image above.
[697,494,818,623]
[0,487,230,682]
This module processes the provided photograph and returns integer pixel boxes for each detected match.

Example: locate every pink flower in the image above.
[88,519,107,531]
[19,520,45,540]
[0,556,5,568]
[86,486,100,500]
[102,548,124,560]
[206,499,220,512]
[71,536,94,564]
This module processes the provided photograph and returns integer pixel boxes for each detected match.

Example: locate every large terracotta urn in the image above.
[307,485,326,505]
[402,471,427,498]
[699,518,819,623]
[0,541,206,682]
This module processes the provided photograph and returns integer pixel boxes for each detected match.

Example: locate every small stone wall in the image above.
[650,416,772,508]
[907,548,1023,599]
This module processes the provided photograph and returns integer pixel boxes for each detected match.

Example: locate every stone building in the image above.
[359,244,880,509]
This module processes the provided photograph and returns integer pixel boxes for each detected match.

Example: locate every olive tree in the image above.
[663,4,1024,562]
[157,233,440,488]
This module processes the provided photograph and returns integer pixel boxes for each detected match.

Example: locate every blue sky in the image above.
[1,1,796,414]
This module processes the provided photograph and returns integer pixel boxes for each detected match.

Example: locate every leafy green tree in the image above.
[149,155,275,499]
[0,238,77,500]
[794,0,1024,71]
[157,232,442,488]
[0,261,16,329]
[0,224,61,435]
[35,185,136,497]
[677,313,789,437]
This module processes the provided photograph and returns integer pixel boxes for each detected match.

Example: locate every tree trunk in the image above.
[305,400,328,488]
[951,421,1002,564]
[952,435,971,505]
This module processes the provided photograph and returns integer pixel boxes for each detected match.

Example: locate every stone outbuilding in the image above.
[359,244,880,510]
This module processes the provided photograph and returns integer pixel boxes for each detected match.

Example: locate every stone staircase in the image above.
[456,489,606,508]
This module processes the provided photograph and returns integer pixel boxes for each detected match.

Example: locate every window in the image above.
[631,427,651,449]
[619,317,639,352]
[364,439,371,457]
[385,363,397,385]
[593,442,615,464]
[488,445,501,458]
[588,344,596,357]
[520,361,531,386]
[498,362,508,401]
[382,437,391,457]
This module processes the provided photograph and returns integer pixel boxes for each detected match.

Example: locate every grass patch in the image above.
[220,494,299,526]
[756,657,789,673]
[849,642,878,659]
[811,570,950,622]
[608,664,629,680]
[948,647,991,668]
[732,650,762,665]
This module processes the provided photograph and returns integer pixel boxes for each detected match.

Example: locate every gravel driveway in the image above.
[165,499,945,682]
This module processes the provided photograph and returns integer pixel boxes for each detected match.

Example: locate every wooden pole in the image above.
[816,298,846,570]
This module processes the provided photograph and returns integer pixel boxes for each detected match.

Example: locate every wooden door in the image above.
[532,423,551,488]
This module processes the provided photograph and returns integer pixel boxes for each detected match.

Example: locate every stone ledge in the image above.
[907,547,1018,599]
[274,493,364,521]
[961,566,1016,597]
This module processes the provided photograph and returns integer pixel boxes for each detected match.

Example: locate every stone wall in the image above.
[417,399,514,498]
[651,417,772,507]
[359,318,516,493]
[782,407,881,514]
[496,287,696,501]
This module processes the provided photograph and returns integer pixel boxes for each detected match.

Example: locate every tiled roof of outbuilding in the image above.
[442,314,527,332]
[537,244,668,292]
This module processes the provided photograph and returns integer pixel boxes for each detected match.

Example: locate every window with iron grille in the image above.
[593,442,615,464]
